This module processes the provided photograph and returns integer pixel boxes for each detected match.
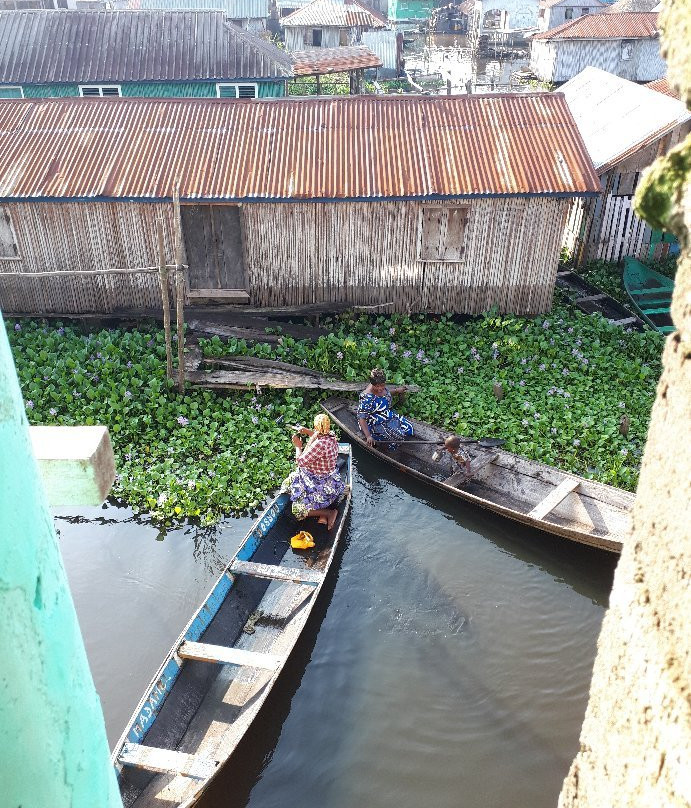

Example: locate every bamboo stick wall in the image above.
[0,196,570,315]
[242,198,571,314]
[0,202,177,314]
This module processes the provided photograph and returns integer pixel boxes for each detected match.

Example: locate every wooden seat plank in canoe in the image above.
[528,478,580,520]
[639,306,672,316]
[118,742,218,780]
[629,286,671,296]
[229,559,323,586]
[177,641,282,671]
[443,453,499,488]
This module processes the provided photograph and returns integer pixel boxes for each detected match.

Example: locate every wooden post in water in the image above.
[173,190,185,394]
[157,218,173,380]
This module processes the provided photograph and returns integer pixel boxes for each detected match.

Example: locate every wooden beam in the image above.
[178,641,282,671]
[229,559,323,586]
[187,368,420,393]
[610,316,639,326]
[528,478,580,520]
[186,290,250,303]
[576,293,607,303]
[118,742,217,780]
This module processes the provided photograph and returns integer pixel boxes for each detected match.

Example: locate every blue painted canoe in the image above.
[112,444,352,808]
[623,257,675,335]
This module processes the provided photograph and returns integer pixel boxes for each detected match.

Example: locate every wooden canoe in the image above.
[324,398,632,553]
[112,444,352,808]
[623,257,675,335]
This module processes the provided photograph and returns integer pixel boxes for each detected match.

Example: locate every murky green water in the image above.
[56,449,616,808]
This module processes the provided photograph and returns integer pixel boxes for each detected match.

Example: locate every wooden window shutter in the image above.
[420,206,468,261]
[0,206,19,258]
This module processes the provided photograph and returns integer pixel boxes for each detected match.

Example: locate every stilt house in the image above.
[530,12,664,84]
[0,10,292,99]
[561,67,690,264]
[0,94,599,316]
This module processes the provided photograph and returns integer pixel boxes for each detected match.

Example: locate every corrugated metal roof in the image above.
[281,0,387,29]
[0,94,600,201]
[291,45,382,74]
[532,11,658,39]
[604,0,658,11]
[124,0,269,18]
[645,77,679,99]
[0,10,292,84]
[560,67,690,172]
[540,0,606,10]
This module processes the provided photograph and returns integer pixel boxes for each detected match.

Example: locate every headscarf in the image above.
[313,413,331,435]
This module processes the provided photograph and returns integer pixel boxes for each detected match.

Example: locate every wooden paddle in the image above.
[373,436,506,448]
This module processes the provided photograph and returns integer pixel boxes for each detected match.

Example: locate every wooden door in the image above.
[180,205,246,291]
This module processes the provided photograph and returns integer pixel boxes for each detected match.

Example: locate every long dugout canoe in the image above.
[324,398,632,553]
[112,444,352,807]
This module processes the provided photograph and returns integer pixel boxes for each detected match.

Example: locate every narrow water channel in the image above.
[56,449,617,808]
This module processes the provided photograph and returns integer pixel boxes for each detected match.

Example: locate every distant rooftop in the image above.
[645,77,679,100]
[560,67,690,172]
[604,0,658,11]
[532,11,658,39]
[291,45,382,75]
[281,0,388,29]
[0,9,292,84]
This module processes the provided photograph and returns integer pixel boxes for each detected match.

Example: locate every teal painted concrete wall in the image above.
[9,80,286,98]
[0,318,122,808]
[388,0,434,20]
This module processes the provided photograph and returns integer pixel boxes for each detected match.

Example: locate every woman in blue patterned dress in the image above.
[357,368,414,449]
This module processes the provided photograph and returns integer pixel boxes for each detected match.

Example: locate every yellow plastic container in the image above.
[290,531,315,550]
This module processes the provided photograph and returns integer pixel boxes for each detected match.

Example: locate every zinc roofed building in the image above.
[0,9,292,100]
[530,11,665,83]
[0,93,599,316]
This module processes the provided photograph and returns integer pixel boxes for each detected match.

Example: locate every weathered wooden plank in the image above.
[229,559,323,585]
[187,290,250,303]
[610,316,639,326]
[118,742,217,780]
[576,293,607,303]
[187,368,419,393]
[528,477,580,520]
[444,452,498,488]
[178,641,282,672]
[187,321,283,344]
[204,355,324,378]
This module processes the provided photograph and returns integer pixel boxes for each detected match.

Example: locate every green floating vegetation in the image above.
[8,304,664,525]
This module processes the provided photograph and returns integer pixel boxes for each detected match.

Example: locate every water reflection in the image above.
[57,449,614,808]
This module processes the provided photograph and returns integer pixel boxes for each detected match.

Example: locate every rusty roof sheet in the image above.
[0,95,600,201]
[291,45,382,74]
[645,77,679,99]
[532,11,658,39]
[281,0,387,28]
[0,9,293,84]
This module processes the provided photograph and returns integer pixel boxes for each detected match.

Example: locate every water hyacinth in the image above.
[7,302,663,523]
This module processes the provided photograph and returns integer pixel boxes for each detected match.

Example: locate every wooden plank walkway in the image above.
[186,352,420,394]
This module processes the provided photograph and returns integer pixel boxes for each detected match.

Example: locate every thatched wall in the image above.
[0,202,177,314]
[0,196,570,315]
[242,198,571,314]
